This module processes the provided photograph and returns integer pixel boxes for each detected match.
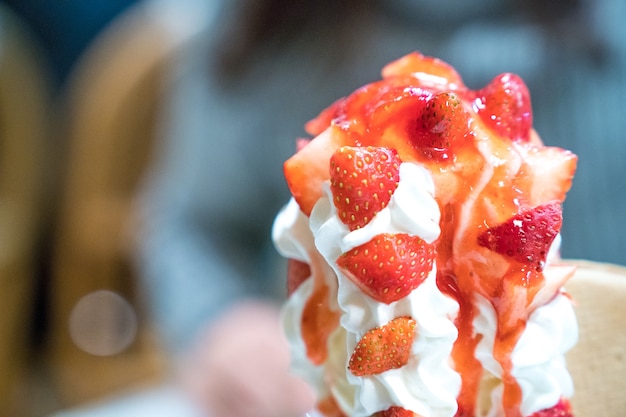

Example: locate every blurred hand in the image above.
[178,300,315,417]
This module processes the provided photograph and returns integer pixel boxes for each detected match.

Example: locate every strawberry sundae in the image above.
[273,52,578,417]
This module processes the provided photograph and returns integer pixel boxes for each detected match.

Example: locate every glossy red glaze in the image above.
[287,52,577,417]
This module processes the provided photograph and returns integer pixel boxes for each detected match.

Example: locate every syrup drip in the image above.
[301,263,341,365]
[294,63,566,416]
[441,270,482,417]
[317,395,348,417]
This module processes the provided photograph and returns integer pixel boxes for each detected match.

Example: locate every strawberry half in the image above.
[477,202,563,271]
[330,146,401,231]
[529,398,573,417]
[381,51,464,90]
[287,259,311,296]
[367,85,432,134]
[519,145,578,206]
[374,406,418,417]
[337,233,435,304]
[304,98,344,136]
[474,73,532,142]
[406,91,471,161]
[348,316,417,376]
[284,127,351,215]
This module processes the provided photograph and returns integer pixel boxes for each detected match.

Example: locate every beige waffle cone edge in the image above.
[565,260,626,417]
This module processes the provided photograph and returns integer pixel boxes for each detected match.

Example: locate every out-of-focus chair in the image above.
[47,2,196,407]
[566,260,626,417]
[0,4,51,416]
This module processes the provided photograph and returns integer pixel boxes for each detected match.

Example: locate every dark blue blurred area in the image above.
[1,0,138,89]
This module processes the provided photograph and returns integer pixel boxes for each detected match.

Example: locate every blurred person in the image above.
[134,0,626,417]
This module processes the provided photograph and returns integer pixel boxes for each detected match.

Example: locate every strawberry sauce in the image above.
[301,257,341,365]
[286,52,577,417]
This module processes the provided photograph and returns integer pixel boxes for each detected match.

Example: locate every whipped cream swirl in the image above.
[276,163,461,417]
[274,162,577,417]
[474,284,577,417]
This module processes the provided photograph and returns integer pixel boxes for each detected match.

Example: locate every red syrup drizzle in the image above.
[301,253,341,366]
[290,54,573,416]
[438,269,483,417]
[434,153,551,417]
[438,228,542,417]
[433,152,545,417]
[305,107,534,417]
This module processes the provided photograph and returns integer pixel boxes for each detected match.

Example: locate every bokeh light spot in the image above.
[69,290,138,356]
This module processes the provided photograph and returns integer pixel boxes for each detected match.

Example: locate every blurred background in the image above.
[0,0,624,416]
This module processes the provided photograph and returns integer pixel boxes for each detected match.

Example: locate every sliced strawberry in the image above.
[477,202,563,271]
[381,51,464,90]
[529,264,576,312]
[333,80,395,138]
[367,85,432,134]
[304,98,344,136]
[348,316,417,376]
[337,233,435,304]
[529,398,573,417]
[374,406,418,417]
[528,263,576,313]
[330,146,401,231]
[284,127,352,215]
[517,145,578,206]
[473,73,532,142]
[287,259,311,296]
[406,91,471,161]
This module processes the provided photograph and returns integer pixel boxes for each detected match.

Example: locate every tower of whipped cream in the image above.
[273,52,578,417]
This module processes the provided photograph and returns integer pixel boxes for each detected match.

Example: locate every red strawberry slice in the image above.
[287,259,311,296]
[348,316,417,376]
[337,233,435,304]
[333,80,394,137]
[284,127,352,215]
[367,85,432,134]
[474,73,532,142]
[477,202,563,271]
[529,264,576,312]
[519,145,578,206]
[330,146,401,231]
[374,406,418,417]
[406,91,471,161]
[381,51,464,90]
[529,398,573,417]
[304,98,344,136]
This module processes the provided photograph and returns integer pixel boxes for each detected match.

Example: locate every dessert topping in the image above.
[337,233,435,304]
[529,398,573,417]
[348,316,417,376]
[330,146,401,231]
[473,73,532,142]
[477,202,563,272]
[407,91,471,161]
[287,258,312,296]
[374,406,419,417]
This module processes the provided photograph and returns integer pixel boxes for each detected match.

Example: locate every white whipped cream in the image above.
[276,163,461,417]
[474,289,577,417]
[309,163,441,262]
[274,161,577,417]
[275,198,340,395]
